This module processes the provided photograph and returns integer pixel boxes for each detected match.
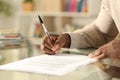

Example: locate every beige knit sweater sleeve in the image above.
[68,0,118,49]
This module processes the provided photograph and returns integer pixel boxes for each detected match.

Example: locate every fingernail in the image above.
[52,48,55,51]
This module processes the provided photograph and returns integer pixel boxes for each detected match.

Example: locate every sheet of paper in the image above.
[0,54,96,76]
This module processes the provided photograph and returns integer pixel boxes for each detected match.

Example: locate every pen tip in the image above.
[38,15,43,23]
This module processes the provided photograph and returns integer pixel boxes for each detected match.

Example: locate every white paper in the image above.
[0,54,96,76]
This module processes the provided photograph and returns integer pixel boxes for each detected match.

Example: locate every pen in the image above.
[38,15,54,45]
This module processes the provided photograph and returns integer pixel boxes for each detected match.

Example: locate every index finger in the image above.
[88,50,102,58]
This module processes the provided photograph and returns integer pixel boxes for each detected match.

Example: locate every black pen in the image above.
[38,15,54,45]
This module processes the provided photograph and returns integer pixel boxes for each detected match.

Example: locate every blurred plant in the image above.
[23,0,33,3]
[23,0,34,12]
[0,1,11,16]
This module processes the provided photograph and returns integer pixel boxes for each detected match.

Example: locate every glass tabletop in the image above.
[0,38,113,80]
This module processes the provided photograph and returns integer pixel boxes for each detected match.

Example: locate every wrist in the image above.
[62,33,71,48]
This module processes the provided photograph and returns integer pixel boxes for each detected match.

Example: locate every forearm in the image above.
[68,22,107,48]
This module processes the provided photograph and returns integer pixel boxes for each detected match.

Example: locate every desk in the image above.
[0,39,114,80]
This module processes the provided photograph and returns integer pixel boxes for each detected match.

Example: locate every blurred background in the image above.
[0,0,101,37]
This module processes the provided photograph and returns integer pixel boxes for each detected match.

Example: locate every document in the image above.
[0,54,96,76]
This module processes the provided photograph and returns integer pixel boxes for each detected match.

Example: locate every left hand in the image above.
[89,40,120,60]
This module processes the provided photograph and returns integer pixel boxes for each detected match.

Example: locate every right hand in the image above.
[41,34,71,55]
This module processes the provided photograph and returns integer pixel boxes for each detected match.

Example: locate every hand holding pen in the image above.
[38,15,71,54]
[41,33,71,55]
[38,15,54,45]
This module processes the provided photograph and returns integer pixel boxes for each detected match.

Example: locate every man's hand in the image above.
[41,34,71,55]
[89,40,120,60]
